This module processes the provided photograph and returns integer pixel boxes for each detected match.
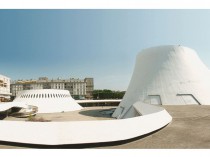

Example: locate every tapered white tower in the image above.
[113,45,210,119]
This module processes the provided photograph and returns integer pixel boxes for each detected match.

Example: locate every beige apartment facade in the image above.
[0,74,11,102]
[11,77,94,99]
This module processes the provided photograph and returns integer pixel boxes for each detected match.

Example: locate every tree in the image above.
[93,89,125,99]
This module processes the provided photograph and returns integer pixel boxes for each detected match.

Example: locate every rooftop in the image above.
[0,105,210,148]
[3,106,115,122]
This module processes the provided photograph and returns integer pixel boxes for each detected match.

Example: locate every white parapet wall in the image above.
[0,107,171,145]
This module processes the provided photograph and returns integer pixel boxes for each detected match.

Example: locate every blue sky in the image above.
[1,10,210,90]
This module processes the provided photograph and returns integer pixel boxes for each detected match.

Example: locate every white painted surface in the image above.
[0,102,29,112]
[149,96,162,105]
[0,109,171,145]
[14,89,83,113]
[113,45,210,118]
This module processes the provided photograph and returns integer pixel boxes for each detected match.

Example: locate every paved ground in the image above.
[0,105,210,148]
[4,106,115,122]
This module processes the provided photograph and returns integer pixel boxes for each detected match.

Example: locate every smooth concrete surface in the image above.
[0,106,209,148]
[4,106,115,121]
[113,45,210,118]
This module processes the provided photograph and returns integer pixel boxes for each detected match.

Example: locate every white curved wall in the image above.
[0,109,171,145]
[14,89,83,113]
[113,45,210,118]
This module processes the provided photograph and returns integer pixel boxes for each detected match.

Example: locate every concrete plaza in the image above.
[0,106,210,148]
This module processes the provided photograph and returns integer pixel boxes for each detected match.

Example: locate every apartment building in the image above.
[0,74,11,102]
[11,77,94,99]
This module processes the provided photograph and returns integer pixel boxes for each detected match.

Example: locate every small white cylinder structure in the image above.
[14,89,83,113]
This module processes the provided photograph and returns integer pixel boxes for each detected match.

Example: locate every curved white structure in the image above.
[0,104,171,145]
[0,46,177,146]
[113,45,210,119]
[14,89,83,113]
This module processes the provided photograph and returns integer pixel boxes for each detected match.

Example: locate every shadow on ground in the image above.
[78,108,116,118]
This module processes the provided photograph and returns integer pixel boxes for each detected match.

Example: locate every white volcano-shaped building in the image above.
[113,45,210,119]
[14,89,83,113]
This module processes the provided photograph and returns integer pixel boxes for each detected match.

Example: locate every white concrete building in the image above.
[14,89,83,113]
[0,74,11,101]
[113,45,210,119]
[0,46,173,146]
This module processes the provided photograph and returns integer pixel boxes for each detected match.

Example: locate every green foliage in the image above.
[93,89,125,99]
